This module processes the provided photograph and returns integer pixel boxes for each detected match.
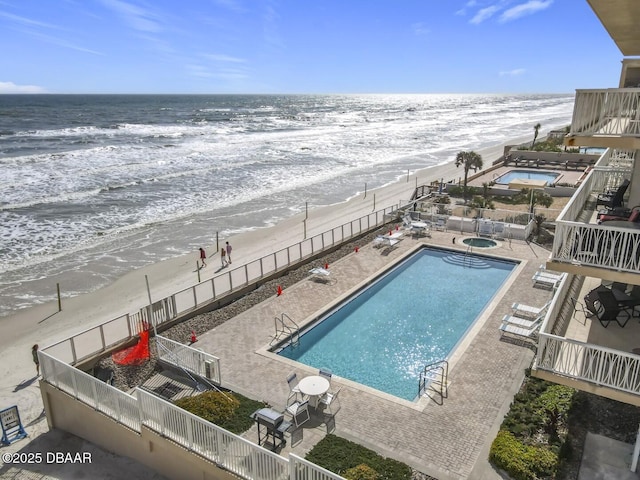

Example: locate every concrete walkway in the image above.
[191,229,554,480]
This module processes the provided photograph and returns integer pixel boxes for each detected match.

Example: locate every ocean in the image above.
[0,93,574,317]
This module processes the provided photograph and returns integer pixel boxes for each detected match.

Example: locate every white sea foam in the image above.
[0,93,575,315]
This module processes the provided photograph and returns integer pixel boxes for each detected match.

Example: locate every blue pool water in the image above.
[276,247,517,401]
[495,169,560,185]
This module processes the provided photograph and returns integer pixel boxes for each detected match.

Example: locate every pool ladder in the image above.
[464,244,473,266]
[271,313,300,348]
[418,360,449,405]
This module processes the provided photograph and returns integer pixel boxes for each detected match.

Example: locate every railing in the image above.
[551,222,640,274]
[272,313,299,347]
[418,360,448,405]
[136,388,290,480]
[536,334,640,395]
[43,203,401,365]
[549,148,636,271]
[39,350,141,431]
[40,348,345,480]
[156,335,221,384]
[570,88,640,137]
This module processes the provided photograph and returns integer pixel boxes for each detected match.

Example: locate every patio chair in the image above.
[493,222,505,240]
[285,399,310,427]
[595,290,632,328]
[570,296,598,322]
[596,178,630,210]
[319,387,342,416]
[511,300,551,318]
[286,373,303,400]
[434,217,446,231]
[319,368,332,384]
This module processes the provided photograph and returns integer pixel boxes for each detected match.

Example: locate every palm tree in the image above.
[455,151,483,204]
[531,123,542,149]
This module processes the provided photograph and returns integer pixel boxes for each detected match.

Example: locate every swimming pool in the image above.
[495,169,560,185]
[275,247,517,401]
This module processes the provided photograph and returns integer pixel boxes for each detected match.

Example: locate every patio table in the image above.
[297,375,330,408]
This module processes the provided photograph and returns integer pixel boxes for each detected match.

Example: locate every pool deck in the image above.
[191,230,553,480]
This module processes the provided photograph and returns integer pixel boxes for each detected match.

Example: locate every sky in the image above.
[0,0,624,94]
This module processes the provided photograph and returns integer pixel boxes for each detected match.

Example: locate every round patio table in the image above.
[297,375,330,408]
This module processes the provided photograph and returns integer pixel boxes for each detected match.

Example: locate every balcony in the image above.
[547,149,638,283]
[564,88,640,150]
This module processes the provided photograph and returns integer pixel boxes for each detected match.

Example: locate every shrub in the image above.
[343,464,379,480]
[490,430,557,480]
[306,435,412,480]
[175,391,266,434]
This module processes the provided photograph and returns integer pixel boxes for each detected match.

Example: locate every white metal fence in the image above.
[43,204,400,365]
[156,335,221,384]
[40,349,344,480]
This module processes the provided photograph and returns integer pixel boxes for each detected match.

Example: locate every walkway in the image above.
[191,228,553,480]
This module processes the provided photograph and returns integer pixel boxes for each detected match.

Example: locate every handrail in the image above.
[272,313,300,347]
[418,360,448,404]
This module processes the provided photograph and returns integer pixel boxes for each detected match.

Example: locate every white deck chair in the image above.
[309,267,331,283]
[319,387,342,416]
[285,399,310,427]
[511,300,552,317]
[499,320,542,340]
[501,313,545,329]
[532,272,564,289]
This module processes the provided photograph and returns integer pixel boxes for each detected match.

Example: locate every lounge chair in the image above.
[501,313,545,329]
[532,272,565,289]
[596,178,630,210]
[499,320,542,340]
[511,300,551,317]
[373,231,403,249]
[309,267,331,283]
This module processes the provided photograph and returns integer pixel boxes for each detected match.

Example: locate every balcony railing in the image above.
[570,88,640,137]
[550,149,636,273]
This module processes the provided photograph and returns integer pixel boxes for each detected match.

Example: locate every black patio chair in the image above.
[594,290,631,328]
[596,179,630,210]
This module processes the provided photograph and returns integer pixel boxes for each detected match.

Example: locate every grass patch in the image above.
[306,434,412,480]
[175,390,266,435]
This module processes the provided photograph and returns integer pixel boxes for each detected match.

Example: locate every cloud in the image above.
[203,54,246,63]
[412,22,429,36]
[456,0,479,16]
[0,10,59,29]
[499,68,525,76]
[499,0,553,23]
[470,5,500,24]
[0,81,47,93]
[99,0,162,33]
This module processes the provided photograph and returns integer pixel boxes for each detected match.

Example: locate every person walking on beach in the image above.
[220,247,227,267]
[199,247,207,268]
[32,344,40,376]
[225,241,232,264]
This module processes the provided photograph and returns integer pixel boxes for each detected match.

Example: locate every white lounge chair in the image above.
[511,300,551,317]
[309,267,331,282]
[499,320,542,340]
[501,313,544,329]
[532,272,565,289]
[373,231,403,249]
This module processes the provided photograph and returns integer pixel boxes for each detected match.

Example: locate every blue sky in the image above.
[0,0,623,94]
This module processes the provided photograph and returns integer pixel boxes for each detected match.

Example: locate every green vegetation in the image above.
[489,374,576,480]
[175,390,266,434]
[454,150,483,204]
[306,434,412,480]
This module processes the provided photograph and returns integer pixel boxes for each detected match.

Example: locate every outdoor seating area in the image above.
[281,370,342,435]
[575,284,640,328]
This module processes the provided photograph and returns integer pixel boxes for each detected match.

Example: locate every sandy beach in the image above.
[0,132,533,478]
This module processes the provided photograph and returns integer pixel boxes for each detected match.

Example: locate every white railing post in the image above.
[632,424,640,472]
